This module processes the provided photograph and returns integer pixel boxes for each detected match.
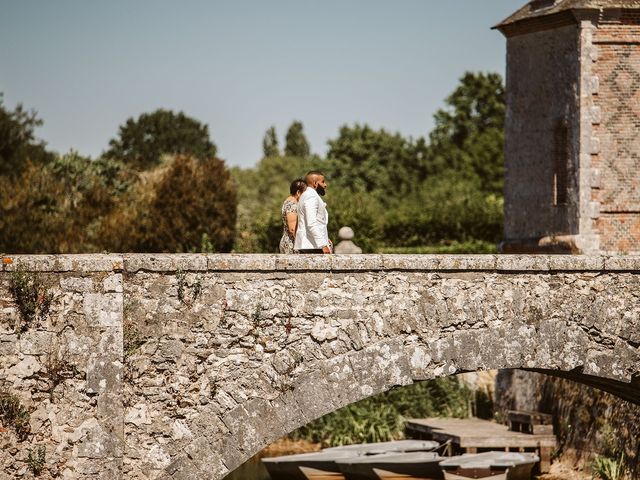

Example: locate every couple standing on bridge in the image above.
[279,171,333,254]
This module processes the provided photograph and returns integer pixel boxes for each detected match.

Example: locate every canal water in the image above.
[223,439,321,480]
[223,452,270,480]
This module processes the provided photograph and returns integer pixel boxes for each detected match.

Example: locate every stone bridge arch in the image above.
[1,254,639,479]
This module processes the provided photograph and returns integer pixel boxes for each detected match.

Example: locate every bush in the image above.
[99,155,237,252]
[383,172,503,247]
[291,377,473,447]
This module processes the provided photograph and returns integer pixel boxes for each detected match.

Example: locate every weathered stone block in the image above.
[207,254,278,271]
[496,255,549,271]
[83,293,123,327]
[124,253,208,272]
[60,276,95,293]
[382,255,439,270]
[332,254,384,271]
[604,256,640,271]
[548,255,604,271]
[439,255,497,270]
[276,255,332,271]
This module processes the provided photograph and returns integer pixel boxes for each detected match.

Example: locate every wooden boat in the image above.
[438,452,539,480]
[336,451,445,480]
[324,440,440,455]
[262,450,354,480]
[262,440,440,480]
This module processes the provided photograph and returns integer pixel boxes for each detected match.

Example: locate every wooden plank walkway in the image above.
[406,418,556,473]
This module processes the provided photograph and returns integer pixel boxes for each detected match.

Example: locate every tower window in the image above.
[553,119,569,206]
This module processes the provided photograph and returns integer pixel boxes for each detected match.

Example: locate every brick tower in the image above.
[495,0,640,254]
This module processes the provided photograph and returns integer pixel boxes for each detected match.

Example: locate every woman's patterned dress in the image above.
[279,198,297,253]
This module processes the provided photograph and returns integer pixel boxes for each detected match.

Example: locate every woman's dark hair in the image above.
[290,178,306,196]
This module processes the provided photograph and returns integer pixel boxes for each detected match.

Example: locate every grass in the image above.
[592,454,627,480]
[378,240,497,255]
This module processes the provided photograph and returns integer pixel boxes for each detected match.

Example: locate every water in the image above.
[223,452,270,480]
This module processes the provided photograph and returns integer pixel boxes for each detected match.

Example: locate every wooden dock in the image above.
[406,417,556,473]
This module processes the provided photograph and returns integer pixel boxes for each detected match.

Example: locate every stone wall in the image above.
[0,254,639,479]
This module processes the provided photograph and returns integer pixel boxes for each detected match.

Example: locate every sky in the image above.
[0,0,517,168]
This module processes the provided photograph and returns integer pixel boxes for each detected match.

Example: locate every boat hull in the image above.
[337,453,444,480]
[442,461,535,480]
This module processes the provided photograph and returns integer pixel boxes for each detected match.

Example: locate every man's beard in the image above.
[316,186,326,196]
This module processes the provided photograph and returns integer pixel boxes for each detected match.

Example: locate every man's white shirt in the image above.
[294,188,329,250]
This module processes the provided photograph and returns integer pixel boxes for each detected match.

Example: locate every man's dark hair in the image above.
[289,178,306,196]
[305,170,325,185]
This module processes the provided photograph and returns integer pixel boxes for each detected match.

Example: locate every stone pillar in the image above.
[333,227,363,254]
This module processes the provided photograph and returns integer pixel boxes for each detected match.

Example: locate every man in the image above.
[294,171,332,254]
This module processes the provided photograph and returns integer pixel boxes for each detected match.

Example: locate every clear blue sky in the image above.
[0,0,517,168]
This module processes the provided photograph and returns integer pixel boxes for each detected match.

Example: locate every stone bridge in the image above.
[0,254,639,479]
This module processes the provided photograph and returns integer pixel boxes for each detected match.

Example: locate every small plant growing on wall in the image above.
[9,269,55,333]
[123,320,144,357]
[43,343,78,401]
[26,445,46,476]
[0,389,30,440]
[176,269,203,306]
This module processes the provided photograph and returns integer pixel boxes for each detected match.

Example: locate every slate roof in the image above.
[495,0,640,29]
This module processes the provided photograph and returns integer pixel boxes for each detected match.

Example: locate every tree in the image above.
[0,152,115,253]
[262,126,280,158]
[0,93,52,177]
[99,155,237,252]
[284,121,310,157]
[325,124,428,202]
[104,109,217,170]
[428,72,505,194]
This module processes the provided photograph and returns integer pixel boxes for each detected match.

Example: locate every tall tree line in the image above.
[0,71,504,254]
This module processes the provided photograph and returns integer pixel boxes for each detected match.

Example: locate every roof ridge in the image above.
[495,0,640,31]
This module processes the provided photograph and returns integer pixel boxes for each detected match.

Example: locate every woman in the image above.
[279,178,306,253]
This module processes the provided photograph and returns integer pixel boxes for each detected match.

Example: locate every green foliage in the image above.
[27,445,46,476]
[262,126,281,158]
[326,189,383,253]
[99,155,237,252]
[105,109,217,170]
[0,93,53,178]
[9,270,54,334]
[428,72,505,194]
[291,377,473,447]
[0,390,30,440]
[326,124,429,202]
[284,121,310,157]
[382,172,503,247]
[592,454,627,480]
[0,152,125,253]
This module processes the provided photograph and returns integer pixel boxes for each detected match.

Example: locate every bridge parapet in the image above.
[0,254,638,479]
[3,253,640,272]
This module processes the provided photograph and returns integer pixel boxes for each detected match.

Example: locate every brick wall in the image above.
[503,25,581,242]
[591,13,640,253]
